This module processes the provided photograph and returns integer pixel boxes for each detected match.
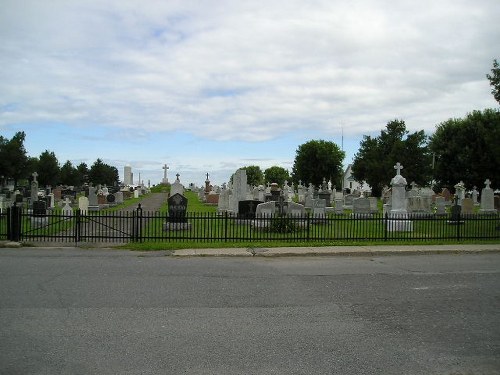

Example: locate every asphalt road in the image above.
[1,249,499,375]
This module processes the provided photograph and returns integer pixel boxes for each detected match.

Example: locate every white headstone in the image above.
[480,179,496,213]
[62,197,73,216]
[78,196,89,214]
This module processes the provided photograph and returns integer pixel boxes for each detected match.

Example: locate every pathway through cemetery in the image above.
[31,193,168,246]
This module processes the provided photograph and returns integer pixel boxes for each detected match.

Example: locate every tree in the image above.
[352,120,432,197]
[238,165,264,186]
[76,162,89,186]
[0,131,29,185]
[264,166,290,186]
[486,59,500,104]
[88,159,119,186]
[429,108,500,190]
[37,150,60,187]
[60,160,79,186]
[291,140,345,187]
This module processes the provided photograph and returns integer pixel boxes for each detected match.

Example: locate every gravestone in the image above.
[253,201,276,228]
[312,199,327,220]
[334,199,344,214]
[114,192,124,204]
[448,199,463,224]
[62,198,73,217]
[170,174,185,197]
[287,201,306,218]
[78,196,89,214]
[30,172,39,205]
[88,185,99,211]
[441,188,452,203]
[352,197,372,218]
[32,200,47,217]
[480,179,496,214]
[454,181,465,205]
[435,196,447,216]
[238,200,263,219]
[31,199,49,228]
[368,197,378,214]
[461,198,474,216]
[387,162,413,232]
[217,186,230,213]
[106,194,116,204]
[167,193,188,223]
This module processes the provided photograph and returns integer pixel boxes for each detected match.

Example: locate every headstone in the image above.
[435,196,446,216]
[461,198,474,216]
[53,187,62,201]
[441,188,452,202]
[312,199,327,220]
[30,172,39,204]
[230,169,248,214]
[318,191,331,206]
[353,197,372,217]
[334,198,344,214]
[454,181,465,205]
[114,192,124,204]
[134,189,140,199]
[106,194,116,204]
[238,200,263,219]
[287,201,306,218]
[78,196,89,214]
[217,185,230,213]
[62,197,73,216]
[472,187,479,205]
[368,197,378,214]
[254,201,276,228]
[170,174,185,196]
[387,162,413,231]
[479,179,496,214]
[88,185,99,211]
[343,194,354,209]
[32,200,47,217]
[167,193,188,223]
[30,199,49,228]
[162,164,169,184]
[448,198,463,224]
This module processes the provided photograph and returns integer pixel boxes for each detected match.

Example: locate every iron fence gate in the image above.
[1,205,499,243]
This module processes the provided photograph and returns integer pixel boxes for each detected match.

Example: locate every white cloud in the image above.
[1,0,499,184]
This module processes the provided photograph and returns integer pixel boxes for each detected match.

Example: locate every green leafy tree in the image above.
[352,120,432,197]
[238,165,264,186]
[486,58,500,104]
[0,131,29,185]
[264,166,290,186]
[76,162,89,186]
[37,150,60,187]
[429,108,500,190]
[60,160,79,186]
[88,159,119,186]
[291,140,344,187]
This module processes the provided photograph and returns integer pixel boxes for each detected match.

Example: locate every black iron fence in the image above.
[1,205,499,244]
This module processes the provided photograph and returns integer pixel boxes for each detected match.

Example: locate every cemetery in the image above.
[0,163,499,245]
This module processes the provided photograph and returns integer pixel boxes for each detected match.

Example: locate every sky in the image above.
[1,0,499,187]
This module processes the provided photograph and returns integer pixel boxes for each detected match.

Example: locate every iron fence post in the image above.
[384,212,388,241]
[8,203,22,242]
[136,204,143,242]
[306,212,310,241]
[75,209,81,244]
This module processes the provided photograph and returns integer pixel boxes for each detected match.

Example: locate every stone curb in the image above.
[171,244,500,257]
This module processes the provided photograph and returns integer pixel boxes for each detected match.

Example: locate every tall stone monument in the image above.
[480,179,496,214]
[388,162,413,231]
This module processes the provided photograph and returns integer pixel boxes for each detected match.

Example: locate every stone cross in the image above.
[410,181,417,190]
[32,172,38,182]
[176,173,180,182]
[162,164,169,179]
[485,179,491,189]
[394,162,403,175]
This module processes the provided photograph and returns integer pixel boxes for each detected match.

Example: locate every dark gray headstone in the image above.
[238,200,263,219]
[32,200,47,217]
[106,194,116,203]
[168,193,188,223]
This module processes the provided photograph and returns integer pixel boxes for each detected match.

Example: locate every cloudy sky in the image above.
[1,0,498,186]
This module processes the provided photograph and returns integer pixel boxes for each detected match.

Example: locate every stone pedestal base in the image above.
[387,219,414,232]
[30,216,49,228]
[163,221,192,231]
